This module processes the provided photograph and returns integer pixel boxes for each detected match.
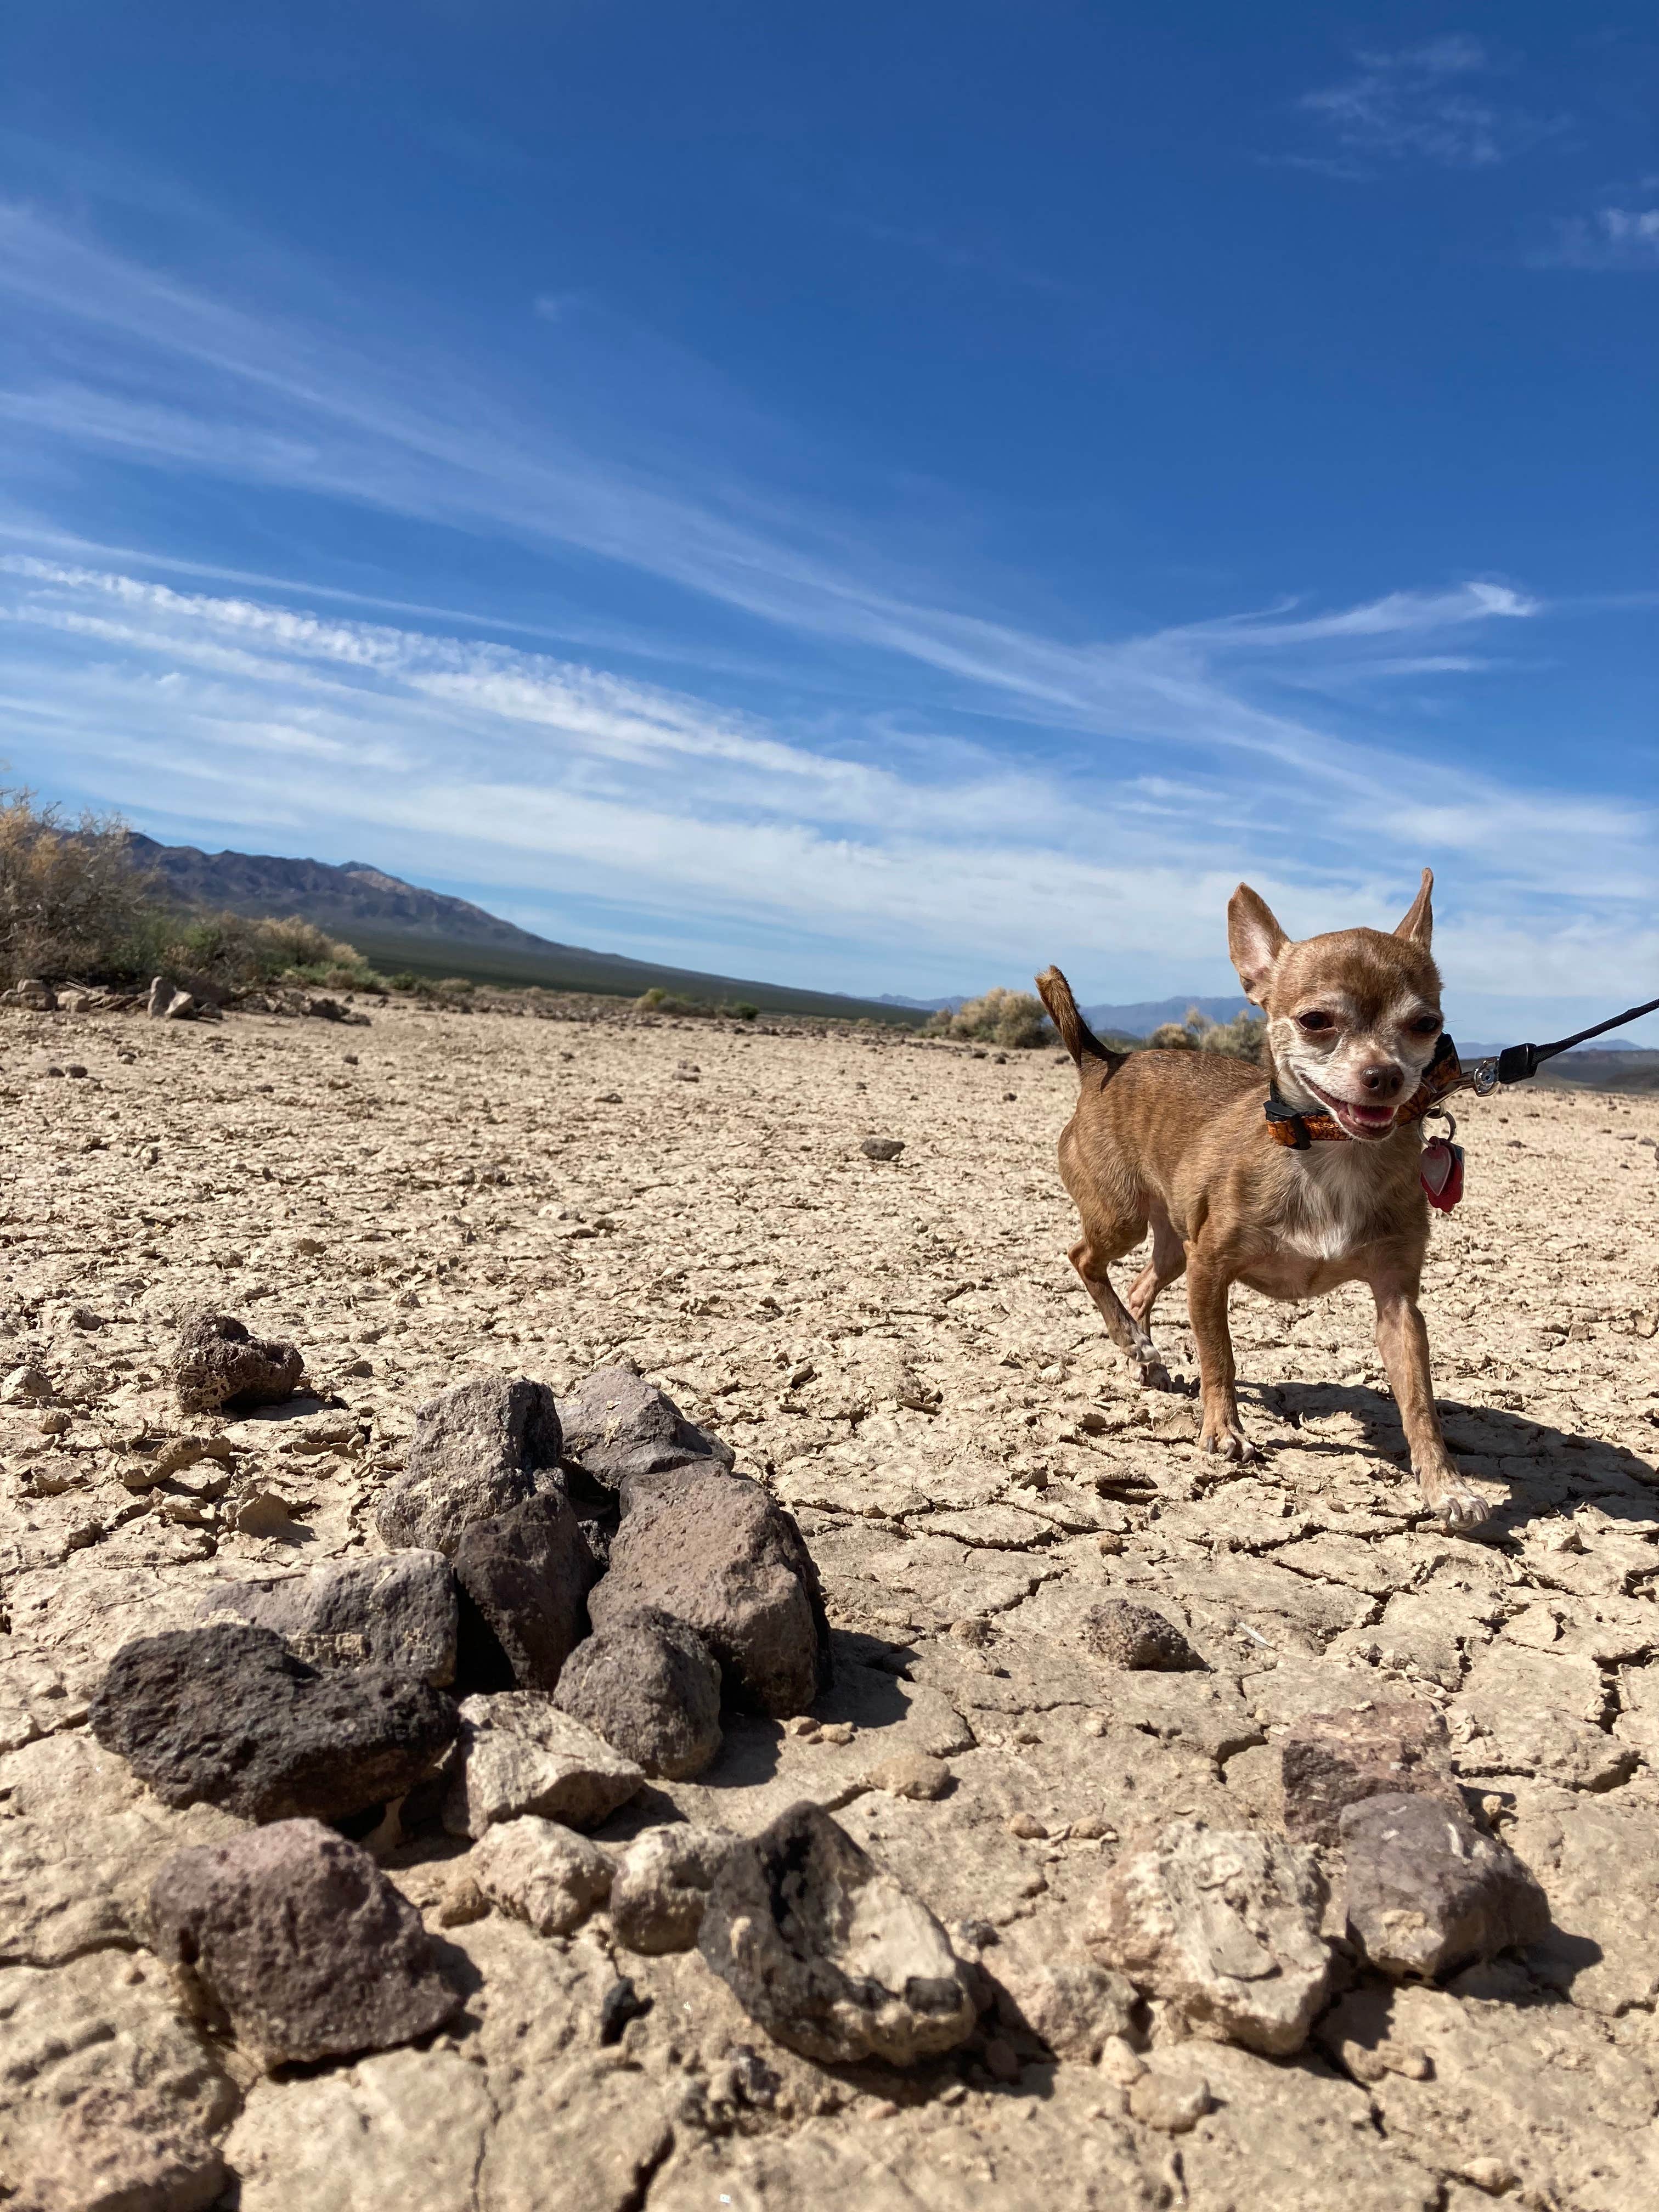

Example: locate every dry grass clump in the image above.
[0,788,386,995]
[926,988,1054,1050]
[1145,1005,1266,1062]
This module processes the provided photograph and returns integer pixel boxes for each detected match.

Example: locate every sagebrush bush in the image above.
[0,788,386,995]
[1147,1005,1266,1063]
[925,988,1054,1050]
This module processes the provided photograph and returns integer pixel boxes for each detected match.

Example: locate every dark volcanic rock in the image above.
[150,1819,462,2069]
[1282,1703,1465,1849]
[195,1551,459,1686]
[698,1802,977,2064]
[553,1608,723,1778]
[1341,1792,1551,1981]
[589,1469,830,1717]
[89,1624,458,1822]
[374,1374,564,1555]
[556,1365,733,1491]
[1082,1600,1200,1672]
[453,1492,597,1691]
[170,1312,303,1417]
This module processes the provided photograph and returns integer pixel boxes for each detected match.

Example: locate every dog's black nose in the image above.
[1358,1062,1404,1098]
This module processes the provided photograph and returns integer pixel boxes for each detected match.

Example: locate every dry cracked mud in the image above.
[3,998,1658,2210]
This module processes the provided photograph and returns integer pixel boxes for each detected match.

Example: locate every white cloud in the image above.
[1297,40,1562,174]
[1532,206,1659,270]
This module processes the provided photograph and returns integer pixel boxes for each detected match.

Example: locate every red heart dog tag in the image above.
[1420,1137,1464,1211]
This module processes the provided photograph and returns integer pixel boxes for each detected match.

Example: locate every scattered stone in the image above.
[610,1825,731,1954]
[590,1468,831,1717]
[992,1944,1137,2061]
[436,1871,489,1928]
[470,1815,614,1937]
[170,1312,303,1416]
[1282,1702,1465,1848]
[442,1691,644,1837]
[166,991,200,1021]
[146,975,176,1018]
[552,1608,722,1778]
[698,1801,978,2064]
[453,1491,596,1691]
[1129,2070,1211,2133]
[1082,1601,1200,1672]
[5,977,57,1011]
[227,1488,296,1537]
[1088,1821,1332,2056]
[374,1374,563,1555]
[90,1624,458,1822]
[195,1551,459,1685]
[1340,1792,1551,1982]
[556,1365,733,1488]
[149,1819,462,2069]
[867,1752,951,1801]
[1,1365,52,1404]
[69,1304,103,1330]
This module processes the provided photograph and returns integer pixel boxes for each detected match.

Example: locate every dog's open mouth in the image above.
[1301,1075,1400,1141]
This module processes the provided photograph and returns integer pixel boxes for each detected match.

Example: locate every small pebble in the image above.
[1128,2072,1210,2134]
[1006,1812,1048,1840]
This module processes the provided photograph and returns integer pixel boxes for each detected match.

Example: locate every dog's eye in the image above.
[1295,1011,1334,1033]
[1408,1015,1442,1036]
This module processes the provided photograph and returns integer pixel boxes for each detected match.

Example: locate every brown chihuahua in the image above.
[1037,870,1488,1530]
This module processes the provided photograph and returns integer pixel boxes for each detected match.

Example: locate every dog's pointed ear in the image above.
[1393,867,1434,947]
[1228,884,1288,1006]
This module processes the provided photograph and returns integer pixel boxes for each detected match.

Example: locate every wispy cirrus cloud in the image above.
[1295,38,1564,177]
[1530,205,1659,270]
[0,201,1651,1022]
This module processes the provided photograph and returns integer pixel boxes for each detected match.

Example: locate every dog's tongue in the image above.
[1334,1098,1397,1136]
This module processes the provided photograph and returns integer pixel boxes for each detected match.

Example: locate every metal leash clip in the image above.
[1466,1057,1500,1097]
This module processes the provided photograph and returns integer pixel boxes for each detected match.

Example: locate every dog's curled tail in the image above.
[1035,965,1125,1075]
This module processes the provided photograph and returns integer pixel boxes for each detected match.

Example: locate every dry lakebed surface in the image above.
[1,996,1657,2211]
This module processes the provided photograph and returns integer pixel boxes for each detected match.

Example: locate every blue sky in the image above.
[0,2,1654,1037]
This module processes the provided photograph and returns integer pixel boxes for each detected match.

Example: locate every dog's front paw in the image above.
[1418,1463,1497,1533]
[1199,1415,1260,1464]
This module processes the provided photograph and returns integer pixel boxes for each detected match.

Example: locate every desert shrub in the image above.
[733,1002,759,1020]
[0,789,387,995]
[635,986,721,1017]
[0,788,157,981]
[387,972,424,994]
[1146,1006,1266,1063]
[925,988,1054,1050]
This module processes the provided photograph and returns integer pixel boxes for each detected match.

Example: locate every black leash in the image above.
[1471,991,1659,1092]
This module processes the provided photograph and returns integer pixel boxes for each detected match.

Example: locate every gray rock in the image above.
[149,1819,462,2069]
[195,1551,458,1686]
[1341,1792,1551,1981]
[556,1366,733,1489]
[860,1137,905,1161]
[471,1816,613,1937]
[698,1801,978,2064]
[610,1825,731,1954]
[453,1492,596,1690]
[1082,1600,1200,1671]
[1087,1821,1332,2056]
[169,1312,303,1417]
[590,1469,831,1718]
[1282,1702,1465,1849]
[89,1624,458,1823]
[442,1691,644,1837]
[553,1609,722,1778]
[374,1374,563,1555]
[146,974,175,1018]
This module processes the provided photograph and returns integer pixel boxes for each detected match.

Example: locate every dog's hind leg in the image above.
[1069,1233,1180,1392]
[1125,1207,1186,1328]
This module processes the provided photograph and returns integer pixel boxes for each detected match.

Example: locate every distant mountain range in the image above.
[127,837,915,1024]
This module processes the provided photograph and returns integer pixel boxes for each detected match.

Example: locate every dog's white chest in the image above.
[1279,1146,1383,1262]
